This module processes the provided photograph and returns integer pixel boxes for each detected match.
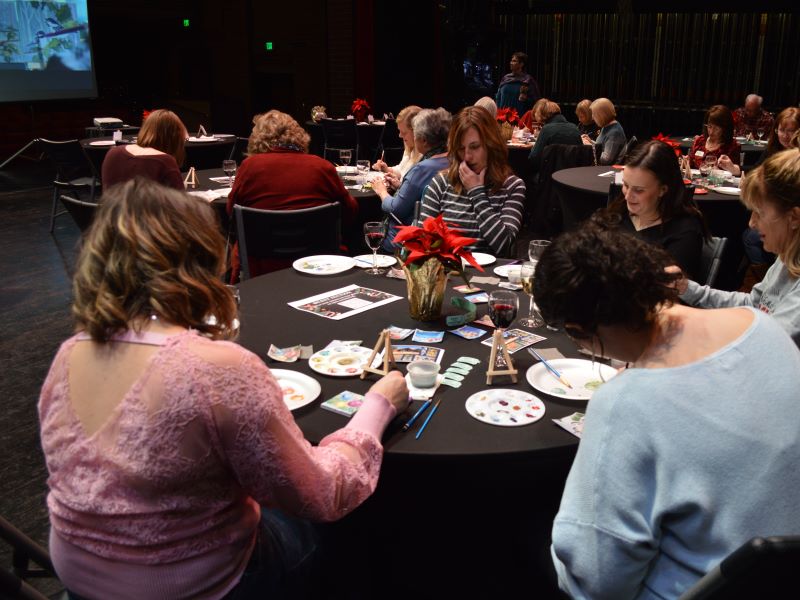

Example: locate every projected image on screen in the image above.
[0,0,96,102]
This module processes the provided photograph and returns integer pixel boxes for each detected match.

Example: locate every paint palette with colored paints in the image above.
[465,388,546,427]
[308,345,373,377]
[270,369,321,410]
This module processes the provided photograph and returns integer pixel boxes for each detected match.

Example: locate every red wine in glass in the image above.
[489,302,517,328]
[365,231,384,250]
[363,221,387,274]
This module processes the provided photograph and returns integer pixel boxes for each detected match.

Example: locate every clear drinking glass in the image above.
[528,239,551,265]
[517,261,544,328]
[339,149,352,167]
[356,160,370,187]
[222,159,237,187]
[363,221,386,274]
[756,128,765,141]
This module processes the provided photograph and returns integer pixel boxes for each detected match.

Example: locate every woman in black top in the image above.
[594,140,708,280]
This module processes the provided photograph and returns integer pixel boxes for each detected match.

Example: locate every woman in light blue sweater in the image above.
[372,107,451,251]
[533,222,800,600]
[675,148,800,347]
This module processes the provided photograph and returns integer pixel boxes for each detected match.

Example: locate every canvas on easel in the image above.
[184,166,198,188]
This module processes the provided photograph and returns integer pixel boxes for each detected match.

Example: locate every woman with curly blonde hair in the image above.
[420,106,525,256]
[228,109,358,278]
[40,177,409,600]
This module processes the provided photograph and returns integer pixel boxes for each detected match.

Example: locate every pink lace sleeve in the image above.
[209,350,390,522]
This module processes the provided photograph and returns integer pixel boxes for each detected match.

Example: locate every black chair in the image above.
[700,236,727,287]
[534,144,594,236]
[59,194,99,233]
[37,139,100,233]
[0,515,64,600]
[233,203,342,280]
[620,135,639,162]
[379,119,403,164]
[320,119,358,164]
[679,536,800,600]
[228,136,249,163]
[358,123,385,163]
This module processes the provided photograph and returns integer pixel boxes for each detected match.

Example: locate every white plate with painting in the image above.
[526,359,618,400]
[465,388,546,427]
[308,345,374,377]
[292,255,356,275]
[271,369,321,410]
[714,186,741,196]
[354,254,397,268]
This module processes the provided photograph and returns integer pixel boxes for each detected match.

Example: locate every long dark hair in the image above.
[705,104,734,145]
[602,140,709,238]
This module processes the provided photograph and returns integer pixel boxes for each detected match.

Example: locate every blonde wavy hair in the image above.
[73,178,237,342]
[138,109,187,166]
[741,147,800,277]
[590,98,617,128]
[247,110,310,155]
[446,106,510,194]
[397,105,423,160]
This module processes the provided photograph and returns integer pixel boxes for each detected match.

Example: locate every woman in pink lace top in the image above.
[38,178,409,600]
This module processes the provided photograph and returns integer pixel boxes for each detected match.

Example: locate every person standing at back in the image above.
[495,52,540,116]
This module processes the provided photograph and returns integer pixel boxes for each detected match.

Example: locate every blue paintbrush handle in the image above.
[402,399,431,432]
[415,400,440,439]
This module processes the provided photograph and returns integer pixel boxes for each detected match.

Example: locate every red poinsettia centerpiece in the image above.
[393,216,484,320]
[351,98,370,122]
[652,132,682,158]
[496,107,519,126]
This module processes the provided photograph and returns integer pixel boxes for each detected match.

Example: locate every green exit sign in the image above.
[265,42,273,51]
[182,18,190,27]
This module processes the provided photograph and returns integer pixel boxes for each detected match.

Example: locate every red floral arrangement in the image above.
[496,107,519,126]
[394,215,484,274]
[351,98,370,122]
[652,132,682,158]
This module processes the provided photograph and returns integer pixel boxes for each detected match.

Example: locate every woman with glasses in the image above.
[689,105,741,171]
[533,221,800,599]
[719,106,800,176]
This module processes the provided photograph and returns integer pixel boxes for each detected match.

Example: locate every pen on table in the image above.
[402,398,431,432]
[415,398,441,439]
[528,348,573,389]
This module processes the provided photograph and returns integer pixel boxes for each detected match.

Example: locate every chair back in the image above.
[679,536,800,600]
[234,202,342,280]
[358,123,385,162]
[535,144,594,236]
[700,236,727,287]
[37,138,94,182]
[320,119,358,163]
[620,135,639,163]
[59,195,99,232]
[379,119,404,165]
[229,136,249,163]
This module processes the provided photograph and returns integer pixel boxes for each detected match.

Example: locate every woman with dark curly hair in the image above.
[227,109,358,278]
[39,178,409,600]
[534,222,800,600]
[596,139,707,279]
[419,106,525,256]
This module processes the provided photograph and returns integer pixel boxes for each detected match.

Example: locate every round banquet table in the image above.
[233,263,582,596]
[81,134,237,171]
[552,165,751,290]
[236,263,585,461]
[667,136,766,167]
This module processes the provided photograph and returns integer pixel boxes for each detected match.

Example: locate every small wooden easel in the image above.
[360,329,397,379]
[485,329,518,384]
[183,167,198,188]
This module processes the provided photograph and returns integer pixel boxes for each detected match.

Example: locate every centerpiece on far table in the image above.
[496,107,519,141]
[351,98,371,122]
[394,215,484,321]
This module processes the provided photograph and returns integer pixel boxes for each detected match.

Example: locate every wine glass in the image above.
[517,261,544,328]
[363,221,386,274]
[488,290,518,330]
[339,149,352,167]
[222,159,237,187]
[528,239,551,267]
[756,128,765,142]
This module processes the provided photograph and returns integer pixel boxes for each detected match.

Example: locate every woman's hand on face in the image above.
[458,161,485,191]
[372,159,388,172]
[665,265,689,295]
[369,370,410,415]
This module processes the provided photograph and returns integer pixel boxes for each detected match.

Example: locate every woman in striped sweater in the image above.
[420,106,526,256]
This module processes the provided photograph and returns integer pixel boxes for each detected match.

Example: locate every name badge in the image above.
[695,150,705,158]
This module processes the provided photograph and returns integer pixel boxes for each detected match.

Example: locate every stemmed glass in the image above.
[488,290,518,330]
[363,221,386,275]
[528,239,551,265]
[700,155,716,186]
[517,261,544,328]
[222,159,237,188]
[756,128,765,142]
[339,149,352,167]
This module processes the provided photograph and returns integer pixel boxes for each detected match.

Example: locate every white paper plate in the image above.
[89,140,115,146]
[354,254,397,268]
[715,186,741,196]
[526,358,618,400]
[336,166,358,175]
[271,369,321,410]
[470,252,496,266]
[493,264,518,278]
[735,136,747,142]
[187,136,217,143]
[292,255,355,275]
[465,388,546,427]
[308,345,374,377]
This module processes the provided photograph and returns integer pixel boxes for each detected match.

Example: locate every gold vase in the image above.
[500,121,513,141]
[403,258,447,321]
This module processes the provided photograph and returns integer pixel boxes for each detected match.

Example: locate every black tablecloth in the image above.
[235,264,584,461]
[81,135,236,171]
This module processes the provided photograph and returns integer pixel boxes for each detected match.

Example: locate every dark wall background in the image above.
[1,1,798,162]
